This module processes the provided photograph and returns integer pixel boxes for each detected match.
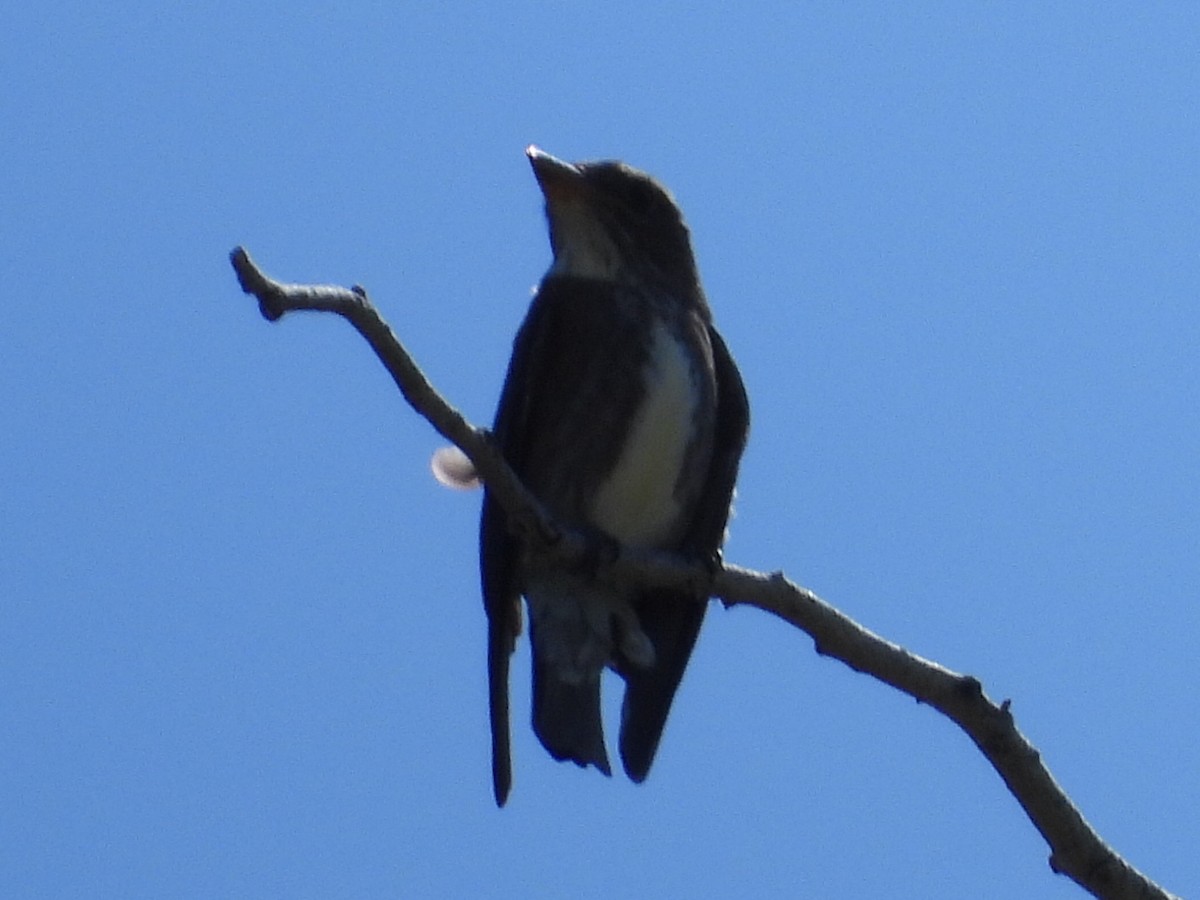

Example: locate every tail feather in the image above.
[532,659,612,776]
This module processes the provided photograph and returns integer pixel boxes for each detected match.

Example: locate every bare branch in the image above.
[229,247,559,554]
[228,246,1179,900]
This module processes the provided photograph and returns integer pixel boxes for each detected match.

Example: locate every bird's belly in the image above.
[589,323,699,548]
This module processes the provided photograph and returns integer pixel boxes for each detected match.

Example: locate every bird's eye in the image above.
[623,180,658,217]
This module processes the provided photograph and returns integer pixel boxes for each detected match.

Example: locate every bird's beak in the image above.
[527,145,586,203]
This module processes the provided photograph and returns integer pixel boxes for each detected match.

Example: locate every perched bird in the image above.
[480,146,749,806]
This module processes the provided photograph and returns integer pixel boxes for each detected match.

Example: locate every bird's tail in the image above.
[526,582,614,776]
[531,660,612,776]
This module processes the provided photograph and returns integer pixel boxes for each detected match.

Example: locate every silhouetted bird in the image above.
[481,146,750,806]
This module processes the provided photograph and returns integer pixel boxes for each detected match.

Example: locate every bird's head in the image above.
[527,146,701,298]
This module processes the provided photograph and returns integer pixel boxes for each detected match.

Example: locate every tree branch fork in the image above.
[229,246,1177,900]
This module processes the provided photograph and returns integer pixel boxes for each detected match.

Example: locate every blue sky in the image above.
[3,3,1197,898]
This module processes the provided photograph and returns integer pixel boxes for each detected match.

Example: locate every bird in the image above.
[480,146,749,806]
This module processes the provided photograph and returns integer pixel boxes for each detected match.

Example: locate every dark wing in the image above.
[481,488,519,806]
[681,326,751,556]
[481,278,644,803]
[480,292,558,807]
[618,324,750,782]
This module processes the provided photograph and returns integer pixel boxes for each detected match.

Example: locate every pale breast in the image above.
[589,322,700,548]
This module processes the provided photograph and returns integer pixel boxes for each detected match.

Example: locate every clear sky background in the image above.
[3,4,1197,898]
